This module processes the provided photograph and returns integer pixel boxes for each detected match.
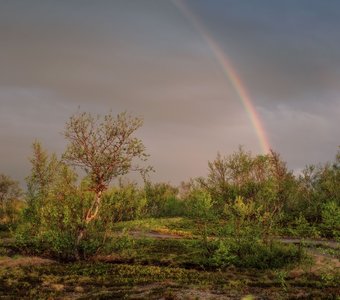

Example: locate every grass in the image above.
[101,237,205,269]
[0,216,339,299]
[0,258,339,299]
[111,217,197,237]
[100,235,307,270]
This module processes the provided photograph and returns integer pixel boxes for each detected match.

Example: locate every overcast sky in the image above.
[1,0,339,187]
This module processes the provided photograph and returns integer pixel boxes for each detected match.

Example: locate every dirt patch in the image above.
[0,255,55,268]
[129,230,186,239]
[289,253,340,277]
[309,254,340,271]
[279,238,339,249]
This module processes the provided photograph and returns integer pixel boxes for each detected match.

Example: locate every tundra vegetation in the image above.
[0,112,339,299]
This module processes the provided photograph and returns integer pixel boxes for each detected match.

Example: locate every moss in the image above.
[1,217,339,299]
[0,261,339,299]
[111,217,198,236]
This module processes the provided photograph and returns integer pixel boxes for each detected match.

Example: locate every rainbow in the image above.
[172,0,271,154]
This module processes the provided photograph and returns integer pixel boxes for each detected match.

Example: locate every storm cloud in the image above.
[1,0,339,187]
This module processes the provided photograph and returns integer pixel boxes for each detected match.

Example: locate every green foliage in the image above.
[11,131,340,274]
[24,142,60,232]
[321,201,340,238]
[144,181,184,217]
[160,196,187,217]
[199,148,295,221]
[61,111,151,252]
[223,196,261,241]
[298,150,339,223]
[197,195,305,269]
[182,147,309,269]
[111,217,195,237]
[281,149,340,237]
[274,270,288,291]
[15,142,98,260]
[211,238,303,269]
[108,230,137,258]
[186,190,217,254]
[210,240,237,267]
[0,173,22,228]
[187,190,216,221]
[16,186,106,260]
[102,180,147,222]
[286,214,320,238]
[15,110,153,260]
[197,146,339,240]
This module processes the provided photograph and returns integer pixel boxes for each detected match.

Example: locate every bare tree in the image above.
[62,111,150,247]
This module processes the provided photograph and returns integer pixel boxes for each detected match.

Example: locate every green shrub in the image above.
[15,143,107,260]
[15,190,91,260]
[187,190,216,221]
[202,196,305,269]
[158,196,186,217]
[285,214,320,238]
[144,182,179,217]
[0,174,23,229]
[209,238,303,269]
[108,230,137,257]
[321,201,340,238]
[102,181,147,222]
[210,240,237,267]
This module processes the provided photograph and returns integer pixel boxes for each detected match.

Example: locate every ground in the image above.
[0,218,339,299]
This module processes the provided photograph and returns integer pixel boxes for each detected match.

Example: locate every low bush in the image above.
[102,181,147,222]
[321,201,340,238]
[144,182,180,217]
[210,239,303,269]
[284,214,320,239]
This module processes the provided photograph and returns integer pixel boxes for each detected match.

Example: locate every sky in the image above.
[1,0,339,187]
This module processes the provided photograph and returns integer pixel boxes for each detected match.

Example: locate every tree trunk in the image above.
[75,190,103,260]
[85,190,102,223]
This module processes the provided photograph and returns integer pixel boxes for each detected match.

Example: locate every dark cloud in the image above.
[262,97,340,168]
[188,0,340,102]
[1,0,339,186]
